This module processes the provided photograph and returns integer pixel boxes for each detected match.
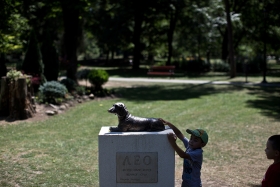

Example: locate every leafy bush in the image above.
[60,78,77,92]
[211,60,230,72]
[38,81,67,104]
[236,56,262,74]
[6,69,23,80]
[76,69,91,80]
[74,85,86,96]
[76,68,91,87]
[181,58,210,73]
[87,69,109,90]
[249,57,262,73]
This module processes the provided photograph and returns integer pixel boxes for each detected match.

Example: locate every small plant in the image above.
[75,85,86,96]
[76,68,91,87]
[77,69,91,80]
[6,69,23,81]
[38,81,68,104]
[87,69,109,91]
[60,78,77,92]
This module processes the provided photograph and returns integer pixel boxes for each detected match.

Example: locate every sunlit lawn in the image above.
[1,81,280,186]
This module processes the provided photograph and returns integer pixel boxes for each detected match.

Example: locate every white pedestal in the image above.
[98,126,175,187]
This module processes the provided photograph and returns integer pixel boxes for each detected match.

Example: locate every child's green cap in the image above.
[186,129,208,144]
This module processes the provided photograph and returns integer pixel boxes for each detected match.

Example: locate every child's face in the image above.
[265,140,277,159]
[189,135,205,149]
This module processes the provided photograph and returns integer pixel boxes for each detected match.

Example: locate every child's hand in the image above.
[167,133,177,143]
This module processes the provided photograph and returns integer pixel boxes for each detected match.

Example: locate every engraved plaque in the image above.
[116,152,158,183]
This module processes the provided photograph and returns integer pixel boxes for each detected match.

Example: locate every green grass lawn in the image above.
[1,82,280,186]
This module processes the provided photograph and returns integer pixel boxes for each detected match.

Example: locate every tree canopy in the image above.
[1,0,279,79]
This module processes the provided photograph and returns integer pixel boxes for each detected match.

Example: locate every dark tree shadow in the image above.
[113,83,280,121]
[247,184,261,187]
[114,83,242,101]
[246,86,280,121]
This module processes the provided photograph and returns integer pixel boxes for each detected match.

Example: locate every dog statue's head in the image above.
[108,102,128,117]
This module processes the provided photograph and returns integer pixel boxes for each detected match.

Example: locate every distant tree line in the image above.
[0,0,280,80]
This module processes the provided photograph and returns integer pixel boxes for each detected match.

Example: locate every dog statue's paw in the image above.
[109,127,119,132]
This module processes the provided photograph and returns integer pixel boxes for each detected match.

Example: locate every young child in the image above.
[262,135,280,187]
[160,119,208,187]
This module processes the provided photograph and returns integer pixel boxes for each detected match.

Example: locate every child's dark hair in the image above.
[268,135,280,151]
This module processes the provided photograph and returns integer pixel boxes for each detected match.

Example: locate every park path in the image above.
[108,77,280,87]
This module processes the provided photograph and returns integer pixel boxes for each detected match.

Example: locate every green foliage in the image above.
[74,85,86,96]
[236,56,262,73]
[245,56,262,73]
[60,78,77,92]
[0,0,28,54]
[211,60,230,72]
[38,81,67,104]
[76,69,91,80]
[6,69,23,80]
[181,58,210,73]
[87,69,109,90]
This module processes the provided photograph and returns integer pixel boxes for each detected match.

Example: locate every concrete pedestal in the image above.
[98,126,175,187]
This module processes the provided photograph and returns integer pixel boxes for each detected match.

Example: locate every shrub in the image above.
[38,81,67,104]
[76,69,91,80]
[75,86,86,96]
[60,78,77,92]
[235,56,262,74]
[242,56,262,74]
[87,69,109,90]
[181,58,210,73]
[76,68,91,87]
[211,60,230,72]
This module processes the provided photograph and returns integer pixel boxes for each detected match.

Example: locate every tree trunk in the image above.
[0,77,36,120]
[167,7,178,65]
[132,3,144,70]
[61,0,81,82]
[221,27,228,61]
[224,0,236,78]
[0,53,7,78]
[0,77,9,116]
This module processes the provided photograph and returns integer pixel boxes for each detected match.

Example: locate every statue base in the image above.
[98,126,175,187]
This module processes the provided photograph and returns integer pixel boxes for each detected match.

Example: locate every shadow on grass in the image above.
[247,184,261,187]
[114,83,240,101]
[246,86,280,121]
[113,83,280,121]
[105,67,231,79]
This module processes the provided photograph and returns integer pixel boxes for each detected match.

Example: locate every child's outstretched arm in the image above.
[167,133,191,159]
[159,118,184,140]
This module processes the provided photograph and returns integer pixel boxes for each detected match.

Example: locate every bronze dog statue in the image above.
[108,102,165,132]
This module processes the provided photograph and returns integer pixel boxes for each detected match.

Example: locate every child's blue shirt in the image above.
[181,137,203,187]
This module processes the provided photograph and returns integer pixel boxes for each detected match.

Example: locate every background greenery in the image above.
[1,0,280,81]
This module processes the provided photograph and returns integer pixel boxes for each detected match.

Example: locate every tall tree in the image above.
[132,1,145,70]
[60,0,80,81]
[22,30,46,84]
[41,29,59,81]
[224,0,235,77]
[166,0,184,65]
